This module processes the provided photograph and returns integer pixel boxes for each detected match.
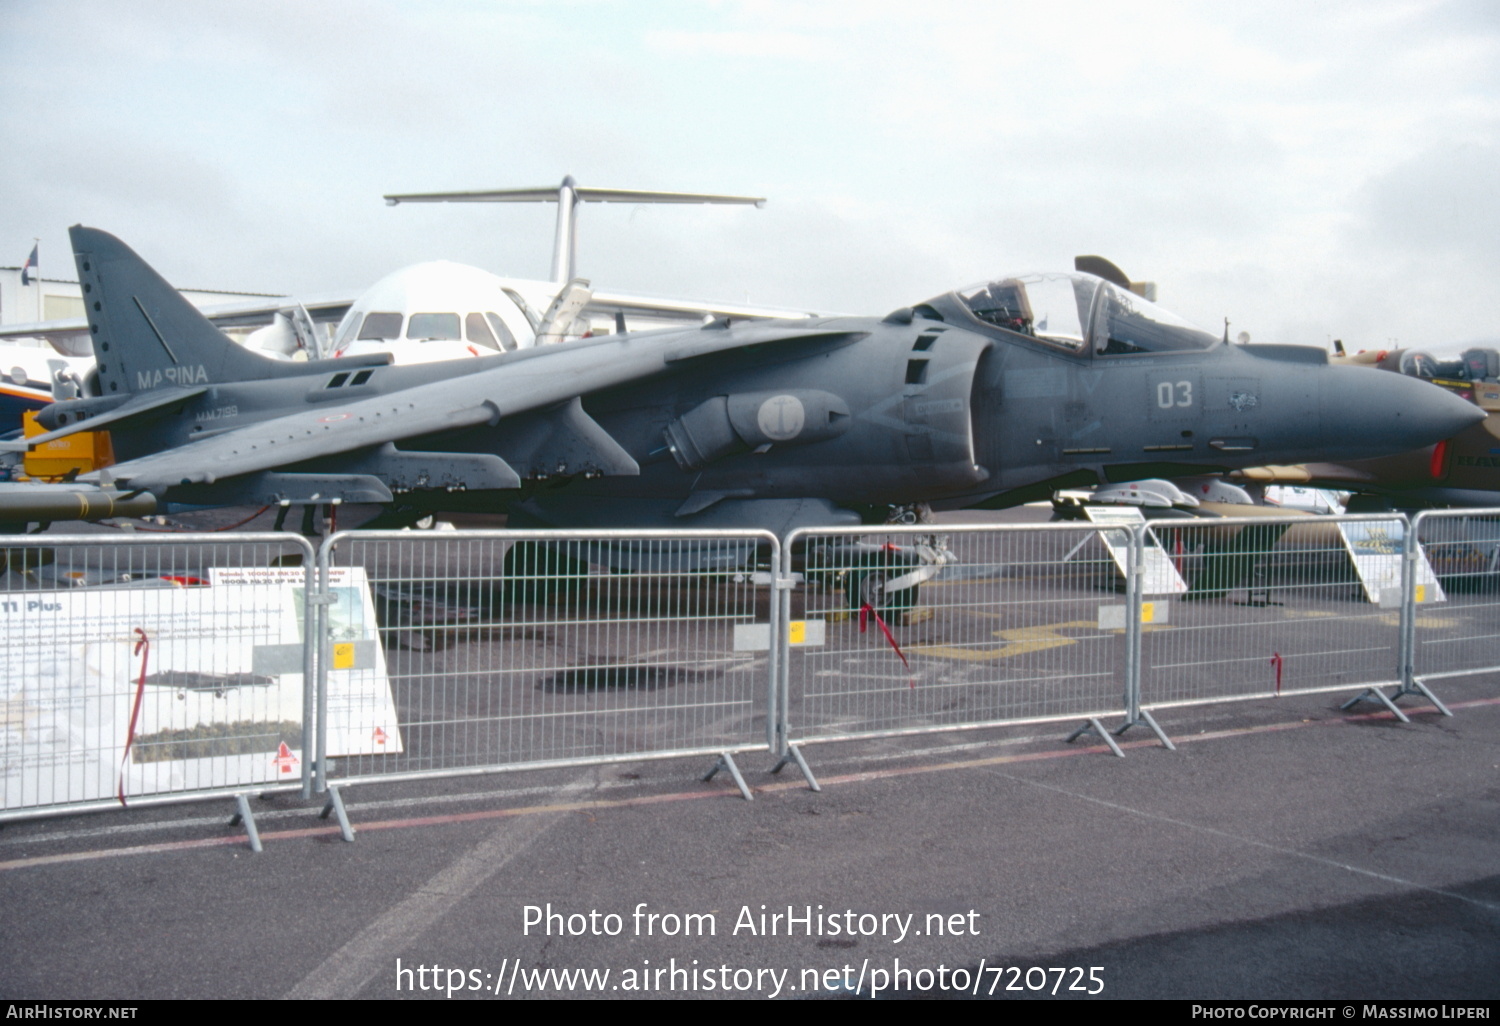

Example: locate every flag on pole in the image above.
[20,244,37,286]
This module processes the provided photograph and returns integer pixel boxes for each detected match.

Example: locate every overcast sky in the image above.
[3,0,1497,350]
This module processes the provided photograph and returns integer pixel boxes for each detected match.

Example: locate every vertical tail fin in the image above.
[70,225,288,396]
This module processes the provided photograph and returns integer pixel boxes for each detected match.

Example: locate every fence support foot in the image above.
[1341,687,1411,724]
[319,785,355,841]
[1114,709,1176,751]
[1066,717,1125,757]
[1390,678,1453,717]
[232,793,263,853]
[703,753,753,801]
[770,744,821,792]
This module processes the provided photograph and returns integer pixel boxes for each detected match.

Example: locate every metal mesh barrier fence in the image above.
[1141,515,1406,710]
[1410,509,1500,684]
[9,508,1482,829]
[780,523,1133,748]
[0,531,316,822]
[316,529,778,791]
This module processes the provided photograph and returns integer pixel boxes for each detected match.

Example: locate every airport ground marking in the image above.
[905,615,1165,663]
[283,773,594,1001]
[2,696,1497,873]
[972,746,1500,915]
[908,619,1097,661]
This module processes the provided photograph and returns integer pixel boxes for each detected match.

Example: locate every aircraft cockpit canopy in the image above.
[948,273,1218,356]
[957,274,1097,350]
[1398,347,1499,384]
[1091,280,1218,355]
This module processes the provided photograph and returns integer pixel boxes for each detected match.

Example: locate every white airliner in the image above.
[292,261,544,365]
[0,177,818,426]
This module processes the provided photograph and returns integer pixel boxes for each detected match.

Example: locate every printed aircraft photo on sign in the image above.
[0,226,1483,564]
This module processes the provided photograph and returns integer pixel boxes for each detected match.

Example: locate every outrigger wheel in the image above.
[837,502,933,613]
[844,561,919,614]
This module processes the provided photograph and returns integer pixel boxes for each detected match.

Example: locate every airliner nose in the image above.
[1324,368,1486,460]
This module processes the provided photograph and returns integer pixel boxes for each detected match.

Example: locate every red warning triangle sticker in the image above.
[272,742,299,774]
[372,727,388,746]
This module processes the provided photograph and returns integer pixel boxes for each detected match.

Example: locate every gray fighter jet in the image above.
[2,228,1484,549]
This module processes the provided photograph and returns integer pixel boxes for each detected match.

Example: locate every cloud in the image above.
[1356,141,1500,264]
[643,29,822,60]
[0,0,1498,350]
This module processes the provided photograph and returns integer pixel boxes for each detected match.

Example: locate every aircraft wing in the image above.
[0,293,356,356]
[0,317,92,352]
[91,322,858,494]
[0,288,813,359]
[588,288,823,324]
[186,293,354,330]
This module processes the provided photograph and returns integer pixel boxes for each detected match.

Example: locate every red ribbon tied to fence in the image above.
[859,602,913,683]
[1270,651,1283,696]
[117,628,151,807]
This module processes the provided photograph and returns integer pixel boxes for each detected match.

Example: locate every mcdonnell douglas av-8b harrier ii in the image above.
[0,228,1482,552]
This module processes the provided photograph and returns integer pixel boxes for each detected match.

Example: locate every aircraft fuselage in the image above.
[44,313,1481,531]
[20,229,1486,535]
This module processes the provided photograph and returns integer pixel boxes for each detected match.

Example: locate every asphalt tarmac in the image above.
[0,508,1496,1001]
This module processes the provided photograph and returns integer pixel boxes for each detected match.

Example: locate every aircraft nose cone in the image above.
[1325,368,1486,459]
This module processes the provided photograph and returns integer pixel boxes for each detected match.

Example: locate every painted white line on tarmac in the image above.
[974,767,1500,914]
[281,772,596,1000]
